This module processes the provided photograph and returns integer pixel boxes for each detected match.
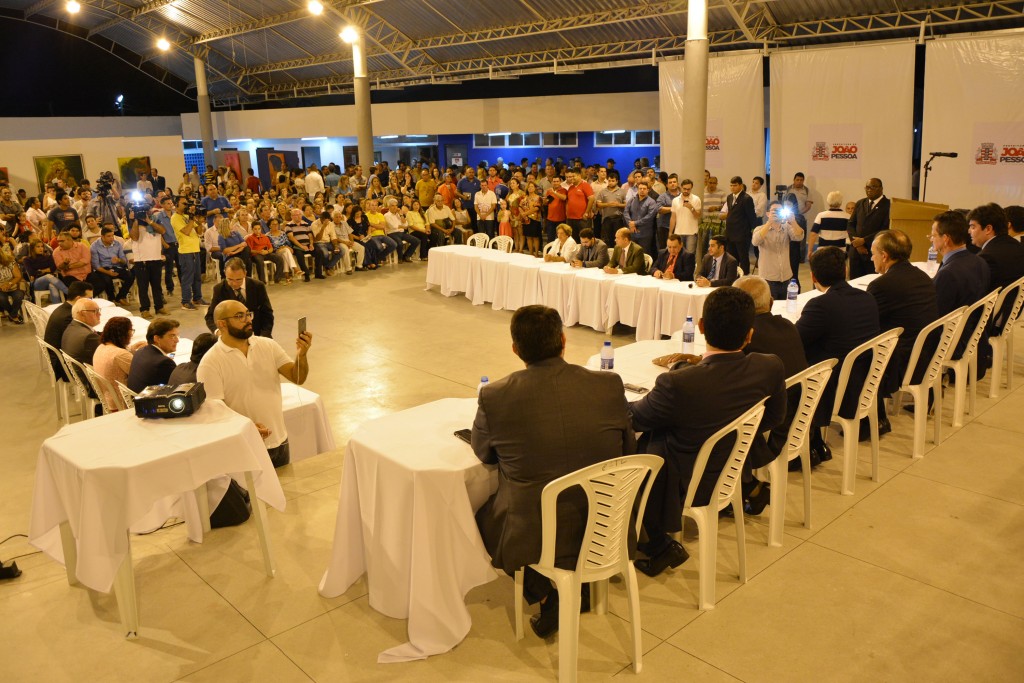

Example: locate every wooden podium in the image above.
[889,198,949,260]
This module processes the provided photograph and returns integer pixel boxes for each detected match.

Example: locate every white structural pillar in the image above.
[681,0,709,190]
[193,54,216,170]
[348,31,375,173]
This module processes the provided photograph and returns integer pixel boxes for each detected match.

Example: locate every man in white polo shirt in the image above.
[669,178,702,256]
[197,299,312,468]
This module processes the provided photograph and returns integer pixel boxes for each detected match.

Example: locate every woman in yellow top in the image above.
[406,200,431,259]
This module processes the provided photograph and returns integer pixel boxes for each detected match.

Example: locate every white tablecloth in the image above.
[29,399,287,593]
[538,262,578,324]
[657,282,714,337]
[586,338,707,395]
[606,274,667,340]
[281,383,337,462]
[503,258,544,311]
[567,267,620,332]
[318,398,499,663]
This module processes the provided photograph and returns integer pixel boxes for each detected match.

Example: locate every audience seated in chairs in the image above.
[22,238,68,304]
[246,221,285,284]
[0,249,26,323]
[51,230,92,288]
[204,257,275,338]
[87,227,134,305]
[265,217,298,284]
[216,216,254,279]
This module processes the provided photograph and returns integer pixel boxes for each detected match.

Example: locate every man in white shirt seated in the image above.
[198,299,312,468]
[383,198,420,263]
[425,193,460,245]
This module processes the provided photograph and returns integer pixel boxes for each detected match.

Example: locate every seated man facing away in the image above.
[60,297,102,366]
[473,305,635,638]
[797,247,881,451]
[630,288,787,577]
[45,280,93,380]
[931,210,991,371]
[651,233,695,281]
[126,317,180,392]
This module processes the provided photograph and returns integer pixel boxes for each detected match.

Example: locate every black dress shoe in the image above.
[859,417,892,442]
[529,584,590,638]
[634,540,689,578]
[744,482,771,516]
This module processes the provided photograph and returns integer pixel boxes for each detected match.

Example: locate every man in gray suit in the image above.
[473,305,635,638]
[60,298,102,365]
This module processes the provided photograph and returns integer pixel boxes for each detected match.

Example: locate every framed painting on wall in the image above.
[0,167,8,184]
[118,156,152,188]
[33,154,86,193]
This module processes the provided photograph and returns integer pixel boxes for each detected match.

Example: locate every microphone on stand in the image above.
[929,152,959,158]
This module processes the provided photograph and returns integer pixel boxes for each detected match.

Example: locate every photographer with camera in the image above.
[172,195,206,310]
[87,171,121,229]
[152,196,179,297]
[129,196,167,319]
[752,200,805,301]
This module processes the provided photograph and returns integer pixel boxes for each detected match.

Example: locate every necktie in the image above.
[665,253,676,275]
[234,288,243,301]
[709,258,717,280]
[619,246,628,268]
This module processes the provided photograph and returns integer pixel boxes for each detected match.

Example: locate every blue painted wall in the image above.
[437,133,660,172]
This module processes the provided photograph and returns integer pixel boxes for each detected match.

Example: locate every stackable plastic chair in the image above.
[891,307,966,458]
[681,399,767,610]
[116,381,137,409]
[987,275,1024,398]
[489,235,514,253]
[643,253,653,273]
[514,454,663,683]
[942,290,999,428]
[22,300,49,370]
[828,328,902,496]
[759,359,836,547]
[61,351,100,421]
[467,233,489,248]
[82,363,126,414]
[37,338,71,422]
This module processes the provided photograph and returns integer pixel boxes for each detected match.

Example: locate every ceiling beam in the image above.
[722,0,758,43]
[188,0,371,45]
[88,0,177,38]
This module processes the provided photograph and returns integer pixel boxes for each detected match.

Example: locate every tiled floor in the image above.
[2,263,1022,681]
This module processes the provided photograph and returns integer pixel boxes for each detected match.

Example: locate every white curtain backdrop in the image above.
[659,53,764,185]
[769,43,915,216]
[922,33,1024,208]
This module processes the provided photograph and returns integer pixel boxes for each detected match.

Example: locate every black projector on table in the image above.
[134,382,206,419]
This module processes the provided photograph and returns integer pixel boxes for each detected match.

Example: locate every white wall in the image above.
[1,116,185,193]
[180,92,660,140]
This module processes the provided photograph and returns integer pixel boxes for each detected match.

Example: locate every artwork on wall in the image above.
[33,154,86,193]
[221,151,243,182]
[118,156,152,187]
[0,167,8,184]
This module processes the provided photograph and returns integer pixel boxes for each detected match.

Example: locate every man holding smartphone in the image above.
[669,179,702,257]
[198,299,312,468]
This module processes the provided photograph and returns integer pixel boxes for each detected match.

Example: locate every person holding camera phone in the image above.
[751,200,805,301]
[130,197,167,319]
[172,195,206,309]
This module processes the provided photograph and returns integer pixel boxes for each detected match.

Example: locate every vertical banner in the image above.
[924,34,1024,207]
[770,43,915,216]
[659,53,764,184]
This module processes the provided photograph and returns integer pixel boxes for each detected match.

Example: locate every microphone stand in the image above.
[921,153,941,203]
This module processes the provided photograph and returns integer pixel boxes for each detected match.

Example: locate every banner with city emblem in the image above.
[806,124,863,180]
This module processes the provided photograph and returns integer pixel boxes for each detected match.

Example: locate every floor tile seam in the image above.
[653,638,749,681]
[802,538,1024,622]
[898,468,1024,507]
[267,639,318,683]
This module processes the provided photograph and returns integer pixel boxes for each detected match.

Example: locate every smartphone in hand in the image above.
[298,316,307,337]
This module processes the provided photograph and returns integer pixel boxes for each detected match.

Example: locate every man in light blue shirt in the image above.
[623,181,660,259]
[151,196,178,296]
[200,184,231,227]
[88,226,134,304]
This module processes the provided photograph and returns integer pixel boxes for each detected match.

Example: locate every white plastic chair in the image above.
[514,454,663,682]
[489,235,514,253]
[942,289,999,428]
[467,233,489,248]
[116,381,137,409]
[759,359,836,547]
[37,338,71,422]
[828,328,902,496]
[61,351,100,421]
[22,300,49,370]
[987,275,1024,398]
[890,307,966,458]
[682,399,767,610]
[642,253,653,273]
[82,363,126,414]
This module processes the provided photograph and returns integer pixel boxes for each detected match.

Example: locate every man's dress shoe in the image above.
[634,540,689,578]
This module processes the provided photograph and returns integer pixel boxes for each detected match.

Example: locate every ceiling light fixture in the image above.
[308,1,323,15]
[66,0,81,13]
[156,38,171,51]
[340,26,359,44]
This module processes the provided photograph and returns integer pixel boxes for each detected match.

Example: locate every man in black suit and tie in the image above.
[473,305,634,637]
[797,247,881,449]
[650,234,695,281]
[931,210,992,375]
[126,317,180,392]
[630,288,787,577]
[723,176,757,274]
[848,178,890,278]
[696,235,739,287]
[44,280,93,380]
[603,227,648,275]
[204,257,274,337]
[969,203,1024,292]
[149,168,166,194]
[868,229,940,411]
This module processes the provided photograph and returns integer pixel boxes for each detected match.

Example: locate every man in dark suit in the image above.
[696,235,739,287]
[932,210,992,375]
[723,175,757,274]
[734,275,810,474]
[847,178,891,278]
[650,234,695,281]
[603,227,648,275]
[44,280,93,380]
[126,317,180,392]
[630,288,787,577]
[569,227,608,269]
[797,247,881,450]
[204,257,274,337]
[868,230,940,401]
[149,168,165,194]
[473,305,634,637]
[60,298,102,365]
[969,202,1024,311]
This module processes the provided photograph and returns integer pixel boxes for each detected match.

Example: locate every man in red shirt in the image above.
[544,175,566,243]
[564,169,595,241]
[245,168,263,195]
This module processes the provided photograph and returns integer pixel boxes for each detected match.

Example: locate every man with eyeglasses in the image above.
[847,178,890,278]
[126,317,180,392]
[204,257,274,337]
[198,300,313,468]
[60,298,102,367]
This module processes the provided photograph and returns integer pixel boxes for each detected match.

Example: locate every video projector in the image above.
[134,382,207,419]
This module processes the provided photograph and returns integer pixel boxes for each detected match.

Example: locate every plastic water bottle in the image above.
[682,316,695,354]
[600,341,615,370]
[477,376,489,395]
[928,244,938,270]
[786,279,799,313]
